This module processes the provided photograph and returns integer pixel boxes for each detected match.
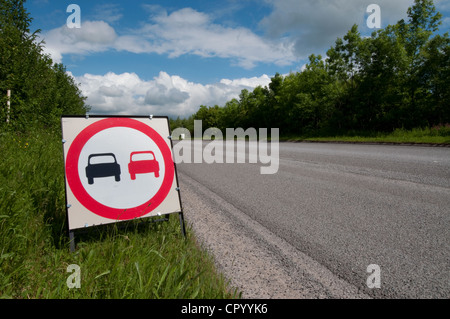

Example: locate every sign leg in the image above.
[178,212,186,238]
[69,231,76,252]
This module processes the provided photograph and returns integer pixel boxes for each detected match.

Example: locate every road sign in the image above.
[61,116,183,232]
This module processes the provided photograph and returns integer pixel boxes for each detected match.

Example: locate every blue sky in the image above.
[25,0,449,117]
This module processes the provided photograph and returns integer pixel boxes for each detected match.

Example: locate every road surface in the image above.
[175,141,450,299]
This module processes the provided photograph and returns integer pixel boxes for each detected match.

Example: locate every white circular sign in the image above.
[78,127,165,209]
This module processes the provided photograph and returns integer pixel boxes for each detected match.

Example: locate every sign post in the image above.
[61,115,185,251]
[6,90,11,124]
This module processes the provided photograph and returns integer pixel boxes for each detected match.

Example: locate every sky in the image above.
[25,0,450,118]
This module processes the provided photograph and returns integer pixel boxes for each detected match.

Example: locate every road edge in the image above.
[179,171,371,299]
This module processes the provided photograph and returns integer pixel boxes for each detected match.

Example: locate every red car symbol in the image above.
[128,151,160,180]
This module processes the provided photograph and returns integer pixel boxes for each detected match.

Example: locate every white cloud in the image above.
[40,2,425,68]
[220,75,271,88]
[136,7,296,68]
[260,0,414,58]
[91,3,123,24]
[39,7,297,68]
[72,71,271,117]
[41,20,117,63]
[144,72,190,106]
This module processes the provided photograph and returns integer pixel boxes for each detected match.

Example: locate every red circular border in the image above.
[66,118,174,220]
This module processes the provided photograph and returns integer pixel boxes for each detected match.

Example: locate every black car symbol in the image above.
[85,153,121,185]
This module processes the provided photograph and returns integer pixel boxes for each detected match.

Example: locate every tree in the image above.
[0,0,88,131]
[263,73,284,130]
[283,55,338,134]
[189,0,448,136]
[326,25,365,130]
[396,0,444,127]
[326,25,362,92]
[194,105,224,131]
[419,34,450,124]
[325,0,447,130]
[221,98,240,129]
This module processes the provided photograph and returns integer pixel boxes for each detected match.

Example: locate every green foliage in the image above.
[0,3,238,296]
[169,115,195,135]
[0,129,239,299]
[297,126,450,144]
[188,0,449,138]
[0,0,89,133]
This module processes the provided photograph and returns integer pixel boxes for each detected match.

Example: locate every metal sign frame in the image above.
[61,115,186,251]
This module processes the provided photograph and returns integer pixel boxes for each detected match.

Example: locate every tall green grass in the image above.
[0,129,239,299]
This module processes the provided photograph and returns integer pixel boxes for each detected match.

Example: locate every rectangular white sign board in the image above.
[61,116,182,231]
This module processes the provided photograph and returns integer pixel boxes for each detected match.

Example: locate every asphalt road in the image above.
[175,141,450,299]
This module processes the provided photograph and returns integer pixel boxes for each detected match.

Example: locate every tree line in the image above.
[0,0,89,132]
[2,0,447,136]
[176,0,449,136]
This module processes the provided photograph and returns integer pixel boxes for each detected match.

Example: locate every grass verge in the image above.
[281,126,450,145]
[0,129,240,299]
